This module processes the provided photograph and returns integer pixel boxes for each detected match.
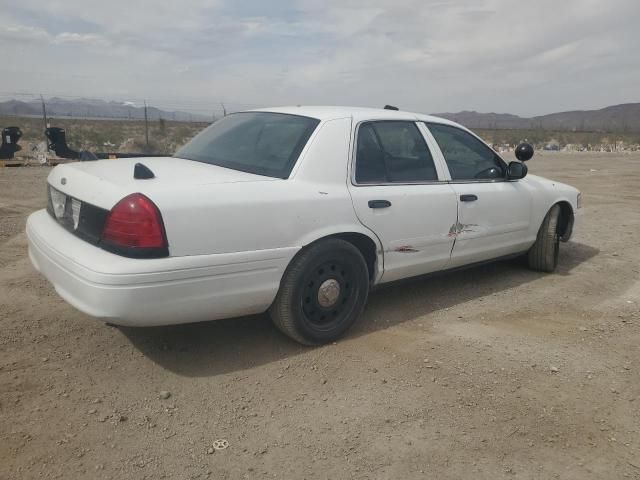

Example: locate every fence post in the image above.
[40,94,48,130]
[144,100,149,150]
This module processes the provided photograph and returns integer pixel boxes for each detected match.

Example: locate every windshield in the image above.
[175,112,320,178]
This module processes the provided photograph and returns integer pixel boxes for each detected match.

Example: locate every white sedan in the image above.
[27,106,581,344]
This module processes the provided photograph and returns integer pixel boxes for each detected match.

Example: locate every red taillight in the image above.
[102,193,167,250]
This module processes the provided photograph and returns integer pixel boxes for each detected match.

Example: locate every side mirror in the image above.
[515,142,534,161]
[507,161,528,180]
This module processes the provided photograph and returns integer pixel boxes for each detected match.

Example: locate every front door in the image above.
[348,120,458,283]
[424,122,533,268]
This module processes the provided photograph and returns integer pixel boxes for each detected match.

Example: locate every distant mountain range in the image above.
[433,103,640,132]
[0,97,210,122]
[1,98,639,132]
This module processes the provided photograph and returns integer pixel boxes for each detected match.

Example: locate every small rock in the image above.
[321,379,327,385]
[42,357,49,363]
[207,447,214,455]
[88,409,97,415]
[159,391,171,400]
[550,366,559,373]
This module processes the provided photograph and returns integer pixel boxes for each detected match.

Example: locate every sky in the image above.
[0,0,639,117]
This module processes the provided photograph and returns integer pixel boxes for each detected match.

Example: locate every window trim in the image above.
[422,121,509,184]
[350,120,449,187]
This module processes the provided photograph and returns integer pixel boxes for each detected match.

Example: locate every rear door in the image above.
[424,122,533,268]
[348,120,458,283]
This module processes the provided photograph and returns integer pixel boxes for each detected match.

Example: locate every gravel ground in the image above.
[1,152,639,480]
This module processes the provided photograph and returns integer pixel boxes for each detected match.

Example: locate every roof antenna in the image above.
[134,162,155,179]
[384,105,399,111]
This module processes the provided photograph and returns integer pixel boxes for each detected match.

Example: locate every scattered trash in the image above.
[212,439,229,451]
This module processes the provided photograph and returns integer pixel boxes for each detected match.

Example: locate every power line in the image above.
[0,91,270,108]
[0,91,275,122]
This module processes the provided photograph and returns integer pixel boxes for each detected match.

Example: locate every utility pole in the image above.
[144,100,150,150]
[220,102,227,117]
[40,94,48,130]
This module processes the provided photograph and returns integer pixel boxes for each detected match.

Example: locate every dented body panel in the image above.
[446,180,534,269]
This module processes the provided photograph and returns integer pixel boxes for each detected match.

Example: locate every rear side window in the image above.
[175,112,319,179]
[426,123,505,180]
[355,121,438,184]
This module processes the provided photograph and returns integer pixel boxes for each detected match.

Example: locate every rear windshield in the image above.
[174,112,320,178]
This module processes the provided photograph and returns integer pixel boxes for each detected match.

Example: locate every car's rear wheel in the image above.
[269,238,369,345]
[528,204,561,272]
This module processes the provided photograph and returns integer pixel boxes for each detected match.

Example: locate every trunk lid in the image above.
[48,156,274,210]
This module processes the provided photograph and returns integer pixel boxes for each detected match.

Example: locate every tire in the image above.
[528,204,561,272]
[269,238,370,345]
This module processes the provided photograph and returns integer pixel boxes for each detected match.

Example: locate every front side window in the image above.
[355,121,438,184]
[175,112,319,179]
[426,123,505,181]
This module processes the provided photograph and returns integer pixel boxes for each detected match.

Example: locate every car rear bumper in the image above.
[26,209,297,326]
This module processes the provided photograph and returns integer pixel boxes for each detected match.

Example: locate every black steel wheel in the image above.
[269,238,370,345]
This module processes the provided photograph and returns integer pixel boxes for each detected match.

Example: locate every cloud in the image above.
[0,0,638,116]
[0,24,109,47]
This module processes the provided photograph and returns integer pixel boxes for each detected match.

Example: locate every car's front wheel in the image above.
[528,204,561,272]
[269,238,370,345]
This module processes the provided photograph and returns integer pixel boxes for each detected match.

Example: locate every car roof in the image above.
[249,105,464,128]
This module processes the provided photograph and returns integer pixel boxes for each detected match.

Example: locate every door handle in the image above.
[460,194,478,202]
[368,199,392,209]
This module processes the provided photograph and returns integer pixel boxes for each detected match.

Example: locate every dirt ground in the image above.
[1,152,639,480]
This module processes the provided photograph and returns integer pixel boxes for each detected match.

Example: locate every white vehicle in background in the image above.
[26,106,581,344]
